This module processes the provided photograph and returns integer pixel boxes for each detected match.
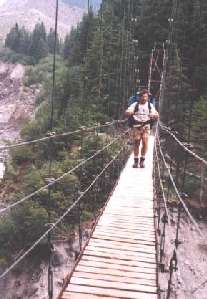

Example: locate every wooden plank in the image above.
[81,254,156,269]
[95,226,155,235]
[107,201,154,207]
[104,204,154,210]
[112,196,153,200]
[93,229,156,240]
[96,223,155,233]
[84,247,156,263]
[70,277,157,294]
[100,215,155,223]
[87,243,156,258]
[102,213,154,219]
[65,284,158,299]
[104,206,154,212]
[61,292,117,299]
[92,233,155,246]
[98,219,155,227]
[73,270,157,287]
[89,238,156,254]
[105,207,154,213]
[75,265,156,282]
[79,260,156,276]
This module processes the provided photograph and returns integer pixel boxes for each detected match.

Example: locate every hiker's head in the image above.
[139,89,149,103]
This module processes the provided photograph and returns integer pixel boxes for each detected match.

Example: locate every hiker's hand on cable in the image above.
[125,107,134,116]
[149,112,159,119]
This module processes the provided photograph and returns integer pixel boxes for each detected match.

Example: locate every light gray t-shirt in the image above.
[127,101,156,122]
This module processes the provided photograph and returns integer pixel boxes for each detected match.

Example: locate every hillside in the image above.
[0,0,85,41]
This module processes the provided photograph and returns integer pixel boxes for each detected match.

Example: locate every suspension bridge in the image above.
[0,0,207,299]
[0,120,206,299]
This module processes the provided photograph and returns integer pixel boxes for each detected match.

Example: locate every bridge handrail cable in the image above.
[156,134,203,237]
[0,120,126,151]
[159,122,207,166]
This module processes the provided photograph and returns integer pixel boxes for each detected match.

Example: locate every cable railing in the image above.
[159,121,207,166]
[154,128,207,298]
[0,120,126,152]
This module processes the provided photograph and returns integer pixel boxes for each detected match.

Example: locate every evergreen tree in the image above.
[29,22,49,62]
[5,23,20,52]
[47,28,60,54]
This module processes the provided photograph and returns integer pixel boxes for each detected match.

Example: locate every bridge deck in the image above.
[60,136,158,299]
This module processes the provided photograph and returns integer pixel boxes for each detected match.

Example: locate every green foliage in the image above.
[0,203,48,261]
[11,146,35,165]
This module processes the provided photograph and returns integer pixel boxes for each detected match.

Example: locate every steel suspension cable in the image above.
[0,121,124,151]
[156,135,203,236]
[159,122,207,166]
[47,0,59,297]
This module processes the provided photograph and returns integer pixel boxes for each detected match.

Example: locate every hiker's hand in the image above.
[125,107,134,116]
[149,112,159,119]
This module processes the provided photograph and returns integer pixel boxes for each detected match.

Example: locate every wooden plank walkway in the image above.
[60,136,158,299]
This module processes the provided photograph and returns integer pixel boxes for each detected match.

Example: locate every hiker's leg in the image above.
[140,127,150,168]
[133,139,141,168]
[132,128,141,168]
[134,139,141,157]
[141,133,149,156]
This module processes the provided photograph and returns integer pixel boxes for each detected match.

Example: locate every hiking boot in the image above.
[140,157,145,168]
[132,158,139,168]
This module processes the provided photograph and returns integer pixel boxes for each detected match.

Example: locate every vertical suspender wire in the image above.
[148,45,155,94]
[115,24,123,118]
[88,0,90,13]
[118,8,126,118]
[127,0,134,98]
[98,6,104,98]
[129,1,136,96]
[182,0,201,190]
[186,0,201,144]
[47,1,59,298]
[122,0,131,109]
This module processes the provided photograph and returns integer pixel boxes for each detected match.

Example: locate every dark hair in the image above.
[139,89,149,96]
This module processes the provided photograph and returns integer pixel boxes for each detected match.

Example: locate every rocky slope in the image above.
[0,0,85,41]
[0,61,37,146]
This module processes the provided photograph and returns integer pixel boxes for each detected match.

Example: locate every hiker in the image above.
[125,89,159,168]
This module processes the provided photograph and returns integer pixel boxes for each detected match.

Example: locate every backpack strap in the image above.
[134,102,139,113]
[148,101,152,113]
[134,101,151,114]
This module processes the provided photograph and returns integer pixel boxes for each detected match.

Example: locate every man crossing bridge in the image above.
[125,89,159,168]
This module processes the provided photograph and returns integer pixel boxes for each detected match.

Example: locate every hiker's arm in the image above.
[125,103,136,116]
[149,104,159,119]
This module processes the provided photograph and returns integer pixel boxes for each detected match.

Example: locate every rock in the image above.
[52,251,64,267]
[23,286,38,297]
[14,280,21,288]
